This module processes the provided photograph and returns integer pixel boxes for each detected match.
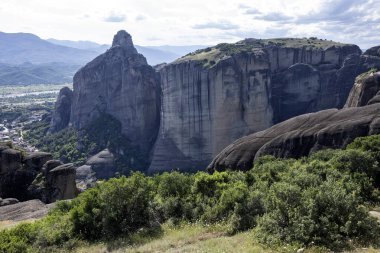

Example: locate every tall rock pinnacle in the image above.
[111,30,137,53]
[69,30,161,171]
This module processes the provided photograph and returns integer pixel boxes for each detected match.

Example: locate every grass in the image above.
[72,223,380,253]
[0,219,38,230]
[1,218,379,252]
[75,223,278,253]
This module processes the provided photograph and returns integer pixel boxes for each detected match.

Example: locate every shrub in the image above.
[348,134,380,186]
[152,172,194,223]
[257,175,380,250]
[2,135,380,251]
[70,173,154,240]
[0,223,35,253]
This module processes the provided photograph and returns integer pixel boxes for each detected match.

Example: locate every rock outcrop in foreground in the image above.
[149,39,380,172]
[76,149,115,190]
[344,70,380,107]
[208,71,380,171]
[68,30,161,167]
[0,144,78,203]
[0,199,56,221]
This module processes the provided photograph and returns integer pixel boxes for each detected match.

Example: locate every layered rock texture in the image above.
[0,143,78,203]
[68,30,161,166]
[149,39,379,172]
[208,70,380,171]
[51,31,380,173]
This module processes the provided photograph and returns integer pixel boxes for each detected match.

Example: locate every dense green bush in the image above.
[70,173,154,240]
[2,135,380,252]
[348,135,380,187]
[0,223,35,253]
[152,172,194,223]
[256,159,380,250]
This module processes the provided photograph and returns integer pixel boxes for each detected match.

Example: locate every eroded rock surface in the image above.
[208,71,380,171]
[149,39,366,172]
[0,145,78,203]
[70,30,161,168]
[0,199,56,221]
[345,71,380,107]
[0,198,19,207]
[86,149,116,179]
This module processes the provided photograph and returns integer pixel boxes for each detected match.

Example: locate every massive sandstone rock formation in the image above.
[208,70,380,172]
[148,39,377,172]
[0,143,78,203]
[51,31,380,173]
[68,30,161,167]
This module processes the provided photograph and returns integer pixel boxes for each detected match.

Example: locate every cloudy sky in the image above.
[1,0,379,49]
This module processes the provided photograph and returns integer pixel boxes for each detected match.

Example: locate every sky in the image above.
[1,0,379,49]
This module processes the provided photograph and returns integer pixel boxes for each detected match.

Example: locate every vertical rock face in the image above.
[0,144,78,203]
[51,33,379,173]
[345,71,380,108]
[69,30,161,165]
[148,39,362,172]
[208,68,380,172]
[0,147,22,174]
[151,50,273,171]
[49,87,73,132]
[47,164,77,202]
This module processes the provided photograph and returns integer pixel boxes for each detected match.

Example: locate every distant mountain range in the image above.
[0,32,207,85]
[46,38,207,66]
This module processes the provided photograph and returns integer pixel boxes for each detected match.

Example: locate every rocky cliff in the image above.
[0,143,78,203]
[69,30,161,168]
[149,38,368,172]
[208,70,380,172]
[51,32,380,173]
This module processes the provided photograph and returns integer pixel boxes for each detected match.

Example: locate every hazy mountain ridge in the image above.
[0,32,97,66]
[47,38,208,65]
[0,62,78,85]
[0,32,207,85]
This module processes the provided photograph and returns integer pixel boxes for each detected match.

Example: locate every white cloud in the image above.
[103,11,126,22]
[0,0,378,48]
[192,20,239,30]
[135,15,146,21]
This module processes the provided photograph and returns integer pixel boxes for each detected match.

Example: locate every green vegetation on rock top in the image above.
[175,37,353,68]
